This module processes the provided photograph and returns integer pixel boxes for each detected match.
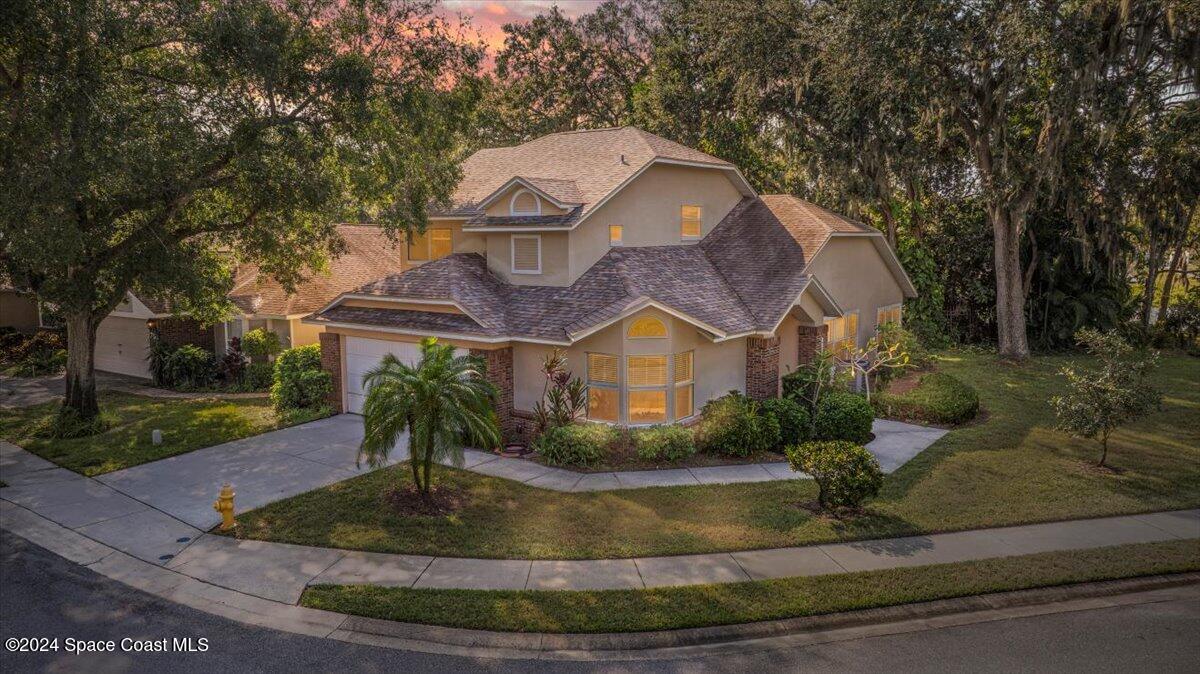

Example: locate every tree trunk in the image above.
[1098,432,1109,468]
[991,208,1031,360]
[1158,238,1186,318]
[62,310,100,420]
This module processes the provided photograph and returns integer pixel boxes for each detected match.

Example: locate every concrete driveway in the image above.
[0,371,151,409]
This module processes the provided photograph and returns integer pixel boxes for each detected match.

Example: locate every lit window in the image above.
[627,316,667,338]
[587,353,618,422]
[407,230,429,261]
[681,205,702,237]
[609,225,623,246]
[511,235,541,274]
[824,311,859,358]
[629,390,667,423]
[510,190,540,215]
[674,351,694,419]
[627,355,668,386]
[627,355,668,423]
[430,228,452,259]
[877,304,902,327]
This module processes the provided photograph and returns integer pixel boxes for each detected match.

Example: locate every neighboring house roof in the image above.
[226,224,405,317]
[310,195,906,344]
[435,127,753,224]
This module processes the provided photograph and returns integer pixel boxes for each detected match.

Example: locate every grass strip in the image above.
[301,539,1200,633]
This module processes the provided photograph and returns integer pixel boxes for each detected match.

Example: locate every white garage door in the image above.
[344,337,462,414]
[95,316,152,379]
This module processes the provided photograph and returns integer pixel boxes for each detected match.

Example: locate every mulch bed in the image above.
[382,484,467,516]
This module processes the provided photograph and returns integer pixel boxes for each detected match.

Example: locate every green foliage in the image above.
[31,407,116,440]
[874,372,979,425]
[785,441,883,510]
[358,337,499,494]
[1152,286,1200,350]
[0,331,67,376]
[535,423,618,467]
[895,238,950,348]
[244,361,275,392]
[218,336,248,384]
[147,333,173,388]
[531,350,587,435]
[1051,329,1163,467]
[164,345,216,389]
[812,391,874,444]
[782,351,852,414]
[759,397,810,449]
[695,392,779,457]
[270,345,329,411]
[241,329,282,361]
[632,425,697,462]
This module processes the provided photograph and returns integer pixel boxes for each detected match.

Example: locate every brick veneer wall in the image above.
[471,346,515,444]
[153,318,214,352]
[745,335,781,400]
[318,332,343,414]
[797,324,828,365]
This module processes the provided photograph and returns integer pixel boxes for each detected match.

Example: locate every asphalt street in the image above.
[1,532,1197,673]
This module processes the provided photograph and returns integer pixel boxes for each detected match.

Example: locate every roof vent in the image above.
[619,153,626,165]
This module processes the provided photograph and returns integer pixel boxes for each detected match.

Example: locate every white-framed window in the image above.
[509,189,541,216]
[824,311,859,358]
[681,204,702,238]
[877,303,902,328]
[674,350,694,419]
[407,227,452,263]
[587,352,619,422]
[627,316,668,339]
[511,235,541,274]
[609,224,623,246]
[626,355,669,423]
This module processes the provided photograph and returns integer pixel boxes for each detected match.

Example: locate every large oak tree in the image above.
[0,0,482,421]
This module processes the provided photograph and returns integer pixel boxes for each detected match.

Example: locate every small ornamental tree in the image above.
[1051,329,1162,468]
[786,441,883,511]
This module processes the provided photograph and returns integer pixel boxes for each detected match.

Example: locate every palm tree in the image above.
[358,337,500,496]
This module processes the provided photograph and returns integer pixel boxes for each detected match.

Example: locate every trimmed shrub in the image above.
[632,425,697,462]
[874,372,979,425]
[812,391,873,443]
[244,361,275,391]
[695,392,779,457]
[535,423,617,466]
[164,345,216,389]
[760,397,810,449]
[786,440,883,510]
[242,328,282,361]
[271,345,331,411]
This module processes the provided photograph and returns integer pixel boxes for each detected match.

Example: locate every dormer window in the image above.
[510,189,541,216]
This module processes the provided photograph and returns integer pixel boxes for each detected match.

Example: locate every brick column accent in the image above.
[471,346,515,444]
[797,324,828,365]
[745,336,781,400]
[318,332,343,414]
[153,318,214,352]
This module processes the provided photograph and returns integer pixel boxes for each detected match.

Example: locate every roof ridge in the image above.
[699,198,768,326]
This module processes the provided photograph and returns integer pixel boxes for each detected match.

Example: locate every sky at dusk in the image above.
[435,1,603,57]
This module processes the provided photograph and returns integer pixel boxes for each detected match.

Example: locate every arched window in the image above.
[627,316,667,338]
[510,189,540,215]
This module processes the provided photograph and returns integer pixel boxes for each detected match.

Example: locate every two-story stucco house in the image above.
[307,127,916,437]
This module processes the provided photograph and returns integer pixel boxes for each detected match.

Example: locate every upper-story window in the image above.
[407,227,452,262]
[511,235,541,274]
[609,225,623,246]
[877,304,902,327]
[510,189,541,216]
[681,205,702,238]
[824,311,859,358]
[628,316,667,338]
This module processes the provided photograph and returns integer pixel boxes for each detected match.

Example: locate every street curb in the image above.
[2,498,1197,661]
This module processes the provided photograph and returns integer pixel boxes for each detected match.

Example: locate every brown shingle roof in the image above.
[438,127,736,219]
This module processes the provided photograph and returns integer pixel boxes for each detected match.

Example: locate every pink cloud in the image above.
[437,1,603,65]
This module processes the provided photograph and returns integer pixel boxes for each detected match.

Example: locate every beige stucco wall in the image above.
[483,186,568,217]
[0,290,39,330]
[806,236,905,347]
[289,318,324,347]
[484,231,571,286]
[514,307,746,424]
[567,164,744,283]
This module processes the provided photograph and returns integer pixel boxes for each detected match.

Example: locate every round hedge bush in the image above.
[270,345,332,411]
[695,392,779,457]
[535,423,617,466]
[785,440,883,510]
[812,391,873,444]
[874,372,979,425]
[632,425,696,462]
[759,397,810,449]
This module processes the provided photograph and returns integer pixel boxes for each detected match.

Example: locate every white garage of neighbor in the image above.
[94,315,152,378]
[343,336,461,414]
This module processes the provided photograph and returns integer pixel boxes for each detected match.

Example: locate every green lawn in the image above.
[230,351,1200,559]
[0,392,327,476]
[301,539,1200,633]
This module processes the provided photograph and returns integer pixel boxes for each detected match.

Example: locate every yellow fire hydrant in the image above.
[213,484,237,530]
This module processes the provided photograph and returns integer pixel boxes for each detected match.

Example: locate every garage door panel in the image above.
[344,337,460,414]
[95,317,152,379]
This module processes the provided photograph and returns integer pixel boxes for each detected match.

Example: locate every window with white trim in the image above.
[511,235,541,274]
[674,350,694,419]
[681,205,702,238]
[510,189,540,215]
[876,303,902,328]
[824,311,859,358]
[627,355,668,423]
[609,224,623,246]
[627,316,667,338]
[587,353,618,422]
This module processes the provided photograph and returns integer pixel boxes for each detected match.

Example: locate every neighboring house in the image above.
[306,127,916,437]
[0,287,43,331]
[91,224,404,378]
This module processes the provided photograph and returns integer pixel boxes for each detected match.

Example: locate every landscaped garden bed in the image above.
[0,391,329,476]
